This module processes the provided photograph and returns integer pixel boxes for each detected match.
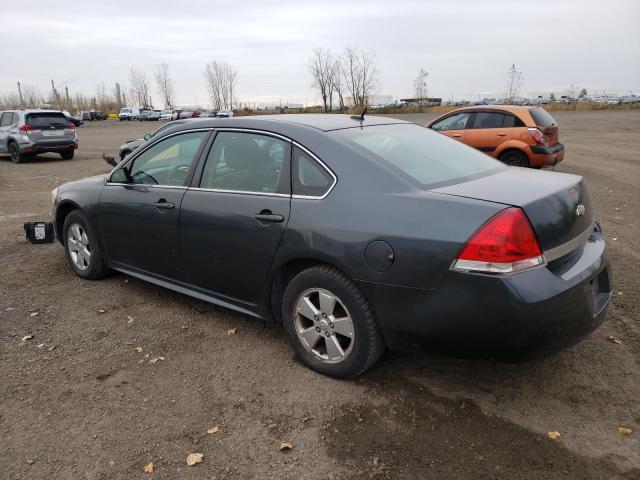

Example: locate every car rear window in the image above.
[25,112,70,129]
[529,108,557,127]
[334,124,505,188]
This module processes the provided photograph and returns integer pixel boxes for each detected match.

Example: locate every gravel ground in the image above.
[1,110,639,479]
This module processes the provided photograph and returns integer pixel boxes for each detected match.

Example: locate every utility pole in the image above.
[65,86,70,105]
[17,81,23,107]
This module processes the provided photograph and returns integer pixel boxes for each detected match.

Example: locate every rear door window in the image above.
[431,112,471,131]
[25,112,70,129]
[471,112,504,129]
[529,108,557,127]
[200,132,290,194]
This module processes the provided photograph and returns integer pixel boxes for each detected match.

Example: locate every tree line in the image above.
[0,61,237,113]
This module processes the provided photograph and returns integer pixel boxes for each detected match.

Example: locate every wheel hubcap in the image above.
[67,223,91,270]
[294,288,355,363]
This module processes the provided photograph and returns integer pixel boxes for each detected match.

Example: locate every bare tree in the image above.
[504,64,524,103]
[341,46,378,108]
[22,85,43,108]
[154,63,175,109]
[0,92,21,110]
[203,61,238,110]
[330,59,345,111]
[308,47,335,112]
[413,68,429,111]
[95,82,111,112]
[129,67,150,108]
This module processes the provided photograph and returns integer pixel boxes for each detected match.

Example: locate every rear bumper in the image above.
[19,141,78,154]
[357,224,611,358]
[529,143,564,167]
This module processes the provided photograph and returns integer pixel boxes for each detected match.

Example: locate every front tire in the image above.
[499,149,530,168]
[62,210,110,280]
[61,149,74,160]
[282,265,385,378]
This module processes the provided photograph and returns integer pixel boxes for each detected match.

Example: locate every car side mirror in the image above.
[143,133,151,141]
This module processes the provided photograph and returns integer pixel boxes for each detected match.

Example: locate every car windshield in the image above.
[333,123,505,188]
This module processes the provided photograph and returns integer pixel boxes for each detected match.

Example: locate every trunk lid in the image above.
[432,168,593,252]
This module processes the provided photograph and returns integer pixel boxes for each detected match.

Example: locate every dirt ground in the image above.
[1,110,639,480]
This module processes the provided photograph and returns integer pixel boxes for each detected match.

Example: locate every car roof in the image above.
[176,114,410,132]
[451,105,534,113]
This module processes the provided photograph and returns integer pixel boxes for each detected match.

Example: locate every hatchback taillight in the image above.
[452,207,544,274]
[528,128,544,144]
[19,124,33,133]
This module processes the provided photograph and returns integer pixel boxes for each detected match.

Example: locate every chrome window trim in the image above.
[291,141,337,200]
[106,127,213,181]
[105,182,188,190]
[543,221,596,262]
[188,187,290,198]
[210,128,291,143]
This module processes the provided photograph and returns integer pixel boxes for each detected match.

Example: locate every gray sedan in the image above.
[52,114,611,378]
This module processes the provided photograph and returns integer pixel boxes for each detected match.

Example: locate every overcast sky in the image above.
[1,0,638,106]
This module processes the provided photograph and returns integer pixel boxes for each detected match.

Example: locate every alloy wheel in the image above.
[67,223,91,270]
[294,288,355,363]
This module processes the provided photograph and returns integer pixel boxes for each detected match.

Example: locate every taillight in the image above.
[65,123,76,133]
[528,127,544,144]
[452,207,544,274]
[19,124,33,133]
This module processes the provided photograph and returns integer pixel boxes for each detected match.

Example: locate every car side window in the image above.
[12,113,19,124]
[111,131,207,186]
[471,112,504,129]
[200,132,290,194]
[292,146,334,197]
[0,112,12,127]
[431,113,470,131]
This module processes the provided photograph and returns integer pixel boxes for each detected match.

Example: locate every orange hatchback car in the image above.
[427,106,564,168]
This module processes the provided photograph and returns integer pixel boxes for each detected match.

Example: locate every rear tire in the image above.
[8,142,22,163]
[282,265,385,378]
[499,149,530,168]
[62,210,110,280]
[61,149,74,160]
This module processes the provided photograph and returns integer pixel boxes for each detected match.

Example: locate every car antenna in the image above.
[350,107,367,121]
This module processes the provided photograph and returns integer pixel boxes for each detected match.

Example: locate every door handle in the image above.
[254,210,284,223]
[153,200,175,209]
[452,133,462,138]
[497,132,507,136]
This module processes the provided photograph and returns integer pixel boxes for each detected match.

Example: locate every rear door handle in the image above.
[497,132,507,136]
[452,133,462,138]
[254,211,284,223]
[153,200,175,209]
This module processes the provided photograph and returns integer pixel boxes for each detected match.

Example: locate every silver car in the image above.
[0,109,78,163]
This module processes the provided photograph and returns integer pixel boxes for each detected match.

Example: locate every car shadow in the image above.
[0,153,69,163]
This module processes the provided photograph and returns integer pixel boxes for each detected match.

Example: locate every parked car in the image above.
[215,109,233,118]
[117,119,191,160]
[160,110,173,121]
[139,109,162,121]
[171,109,183,120]
[63,110,84,127]
[51,114,611,378]
[427,105,564,168]
[180,111,201,119]
[0,109,77,163]
[119,107,141,121]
